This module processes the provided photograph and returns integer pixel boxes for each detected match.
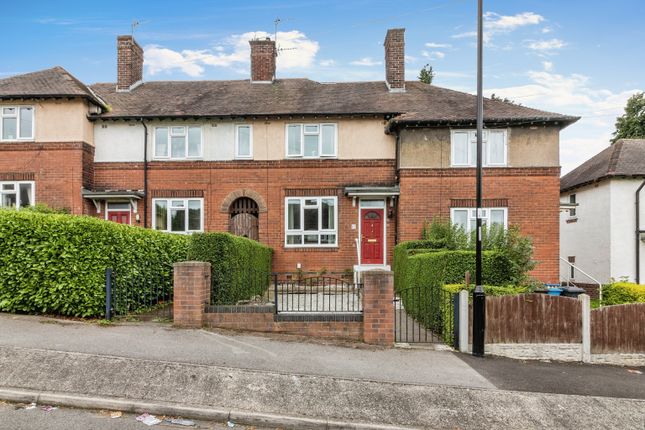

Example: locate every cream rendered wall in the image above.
[399,126,560,168]
[560,183,611,284]
[0,99,93,144]
[94,118,393,162]
[608,178,645,282]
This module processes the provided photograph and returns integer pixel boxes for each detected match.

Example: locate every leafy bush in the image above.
[421,217,468,250]
[187,232,272,305]
[602,282,645,305]
[22,203,70,214]
[0,209,188,317]
[418,218,535,284]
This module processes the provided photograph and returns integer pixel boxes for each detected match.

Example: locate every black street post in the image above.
[472,0,486,357]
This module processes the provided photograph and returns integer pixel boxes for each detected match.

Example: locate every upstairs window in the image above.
[1,106,34,141]
[154,126,202,159]
[569,194,576,217]
[153,198,203,234]
[451,129,507,167]
[285,197,337,247]
[450,207,507,233]
[0,181,34,209]
[235,124,253,159]
[286,123,337,158]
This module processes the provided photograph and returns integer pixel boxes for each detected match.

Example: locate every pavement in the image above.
[0,400,261,430]
[0,313,643,429]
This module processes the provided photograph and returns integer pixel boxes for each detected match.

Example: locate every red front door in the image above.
[108,211,131,225]
[361,208,384,265]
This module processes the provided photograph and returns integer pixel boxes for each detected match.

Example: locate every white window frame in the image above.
[450,207,508,233]
[284,196,338,248]
[450,129,508,167]
[235,124,253,159]
[153,125,203,160]
[1,106,34,141]
[152,198,204,234]
[0,180,35,209]
[285,123,338,159]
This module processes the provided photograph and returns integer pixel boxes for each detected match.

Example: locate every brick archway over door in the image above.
[220,189,268,213]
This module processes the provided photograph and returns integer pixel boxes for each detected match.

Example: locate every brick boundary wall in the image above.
[173,264,394,346]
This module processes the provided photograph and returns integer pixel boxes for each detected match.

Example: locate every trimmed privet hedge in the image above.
[0,209,188,317]
[187,232,272,305]
[603,282,645,305]
[397,249,514,293]
[443,283,529,296]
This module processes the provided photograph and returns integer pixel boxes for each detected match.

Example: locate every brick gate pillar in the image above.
[362,270,394,346]
[173,261,211,328]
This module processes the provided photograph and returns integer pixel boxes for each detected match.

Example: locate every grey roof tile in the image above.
[560,139,645,192]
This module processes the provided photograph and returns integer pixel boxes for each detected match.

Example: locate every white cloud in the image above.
[452,11,544,43]
[144,30,319,77]
[350,57,382,66]
[319,59,336,67]
[421,51,445,60]
[526,38,566,52]
[542,26,553,34]
[486,68,641,174]
[425,42,452,48]
[404,55,417,64]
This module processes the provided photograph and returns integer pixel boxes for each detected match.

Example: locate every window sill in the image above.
[284,246,339,252]
[566,217,578,224]
[285,156,338,160]
[0,139,35,143]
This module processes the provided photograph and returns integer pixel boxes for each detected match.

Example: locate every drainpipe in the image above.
[394,129,401,245]
[141,120,148,228]
[635,179,645,283]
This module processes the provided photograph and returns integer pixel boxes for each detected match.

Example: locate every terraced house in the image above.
[0,29,577,281]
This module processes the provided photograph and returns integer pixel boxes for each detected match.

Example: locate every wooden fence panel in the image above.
[484,294,582,343]
[591,303,645,354]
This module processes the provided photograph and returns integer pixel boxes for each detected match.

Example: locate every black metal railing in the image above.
[210,268,271,305]
[273,272,363,314]
[395,286,456,346]
[105,267,173,321]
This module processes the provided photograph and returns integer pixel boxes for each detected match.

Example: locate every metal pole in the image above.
[472,0,486,357]
[105,268,112,320]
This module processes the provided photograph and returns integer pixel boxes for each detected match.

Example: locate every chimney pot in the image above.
[117,35,144,92]
[249,38,276,83]
[384,28,405,92]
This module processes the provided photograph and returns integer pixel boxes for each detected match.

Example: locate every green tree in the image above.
[418,64,435,84]
[612,92,645,143]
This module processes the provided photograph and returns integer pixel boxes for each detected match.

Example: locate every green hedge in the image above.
[603,282,645,305]
[0,209,188,317]
[187,232,272,305]
[443,283,529,296]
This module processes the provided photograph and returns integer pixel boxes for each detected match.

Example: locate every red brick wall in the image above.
[94,159,397,273]
[398,167,561,283]
[0,141,94,214]
[249,39,276,82]
[204,311,363,341]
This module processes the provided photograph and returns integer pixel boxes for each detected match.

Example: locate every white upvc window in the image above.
[1,106,34,141]
[450,207,508,233]
[285,196,338,247]
[286,123,337,158]
[152,198,203,234]
[0,181,35,209]
[154,126,202,159]
[450,129,507,167]
[235,124,253,159]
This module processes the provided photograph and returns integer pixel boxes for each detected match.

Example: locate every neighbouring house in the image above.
[560,139,645,285]
[0,29,578,281]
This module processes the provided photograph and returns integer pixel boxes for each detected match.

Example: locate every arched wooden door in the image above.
[229,197,259,240]
[360,208,384,265]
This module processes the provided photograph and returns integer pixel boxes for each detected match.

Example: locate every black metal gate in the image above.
[394,286,458,346]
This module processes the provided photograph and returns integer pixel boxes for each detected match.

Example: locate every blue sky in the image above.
[2,0,644,173]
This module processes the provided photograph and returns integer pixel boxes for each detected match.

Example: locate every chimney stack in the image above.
[117,35,144,92]
[384,28,405,92]
[249,37,276,83]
